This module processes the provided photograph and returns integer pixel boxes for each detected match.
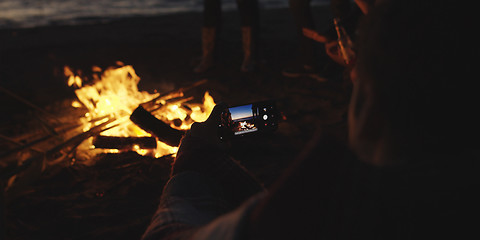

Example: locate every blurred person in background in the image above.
[285,0,376,81]
[281,0,355,81]
[194,0,260,73]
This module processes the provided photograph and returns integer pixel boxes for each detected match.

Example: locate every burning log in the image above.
[130,105,184,147]
[93,136,157,150]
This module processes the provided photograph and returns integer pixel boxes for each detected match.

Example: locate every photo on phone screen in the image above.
[229,104,258,135]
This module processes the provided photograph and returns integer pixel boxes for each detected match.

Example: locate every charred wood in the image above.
[130,106,184,147]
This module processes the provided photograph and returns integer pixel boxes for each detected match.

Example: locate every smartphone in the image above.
[219,100,279,139]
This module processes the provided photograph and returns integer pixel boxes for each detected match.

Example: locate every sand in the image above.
[0,6,352,239]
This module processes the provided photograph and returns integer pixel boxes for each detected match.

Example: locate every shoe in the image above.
[194,56,214,73]
[281,65,327,82]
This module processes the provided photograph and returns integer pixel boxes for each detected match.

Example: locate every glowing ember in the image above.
[64,64,215,159]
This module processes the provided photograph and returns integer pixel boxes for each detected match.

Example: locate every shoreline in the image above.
[0,1,330,30]
[0,6,337,120]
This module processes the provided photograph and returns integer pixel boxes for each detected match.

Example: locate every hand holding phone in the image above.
[219,100,279,140]
[173,102,230,176]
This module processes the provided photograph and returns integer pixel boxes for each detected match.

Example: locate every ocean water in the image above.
[0,0,328,29]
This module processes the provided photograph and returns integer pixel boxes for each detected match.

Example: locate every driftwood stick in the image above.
[0,118,118,181]
[0,85,60,137]
[34,114,61,139]
[46,118,118,156]
[0,85,57,121]
[149,96,194,113]
[93,136,157,149]
[0,115,110,159]
[142,92,184,112]
[0,134,44,154]
[0,135,52,160]
[130,106,184,147]
[141,79,207,110]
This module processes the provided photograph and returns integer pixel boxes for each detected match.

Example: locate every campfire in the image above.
[64,63,215,161]
[64,62,215,162]
[1,63,215,190]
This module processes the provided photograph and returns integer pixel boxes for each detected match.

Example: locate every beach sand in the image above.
[0,6,352,239]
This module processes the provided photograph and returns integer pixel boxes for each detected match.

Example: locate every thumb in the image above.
[205,102,228,126]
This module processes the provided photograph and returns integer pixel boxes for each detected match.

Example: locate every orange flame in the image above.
[65,65,215,160]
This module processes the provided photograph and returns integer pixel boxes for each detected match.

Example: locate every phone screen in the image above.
[229,104,258,135]
[220,101,278,139]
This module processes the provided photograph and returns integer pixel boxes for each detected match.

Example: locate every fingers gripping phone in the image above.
[219,100,279,140]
